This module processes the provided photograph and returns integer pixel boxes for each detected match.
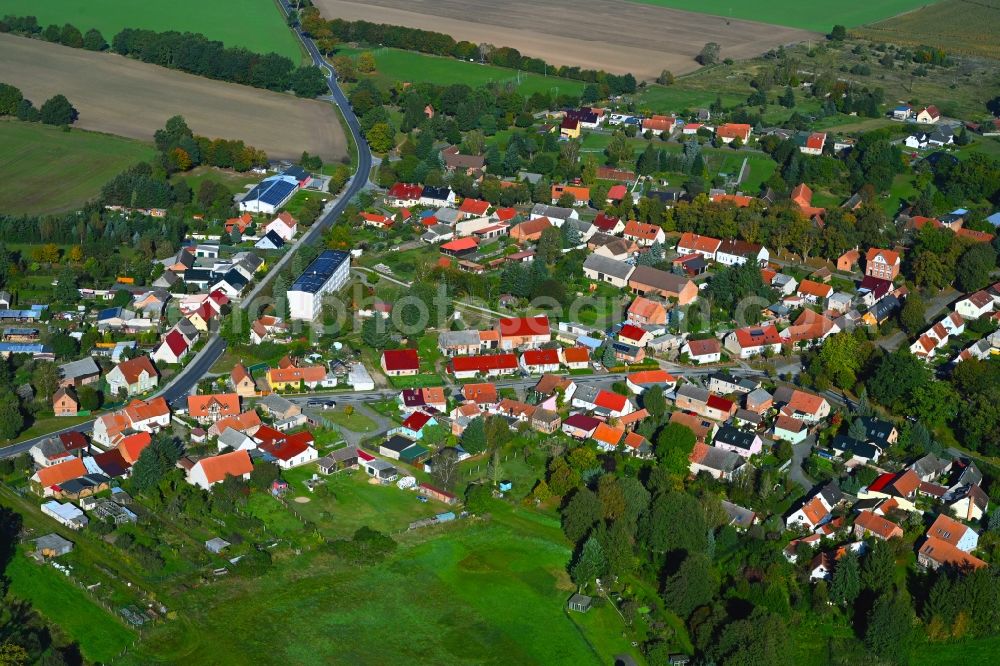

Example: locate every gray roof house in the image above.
[583,254,635,286]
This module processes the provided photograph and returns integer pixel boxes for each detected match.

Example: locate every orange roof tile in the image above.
[196,449,254,484]
[187,394,241,418]
[34,458,87,488]
[593,422,625,447]
[268,365,327,384]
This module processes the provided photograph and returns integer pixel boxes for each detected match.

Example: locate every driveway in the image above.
[788,435,815,491]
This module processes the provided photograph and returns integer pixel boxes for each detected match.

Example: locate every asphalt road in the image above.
[0,12,371,460]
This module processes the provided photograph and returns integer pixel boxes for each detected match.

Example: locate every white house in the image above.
[265,212,298,241]
[715,240,769,267]
[954,291,994,320]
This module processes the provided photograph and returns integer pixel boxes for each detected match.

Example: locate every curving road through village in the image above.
[0,10,372,459]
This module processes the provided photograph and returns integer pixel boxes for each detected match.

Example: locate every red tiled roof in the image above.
[34,458,87,488]
[187,394,241,418]
[115,356,157,384]
[855,510,902,540]
[522,349,560,366]
[563,413,601,432]
[592,422,625,446]
[677,232,722,254]
[499,315,549,337]
[797,279,833,298]
[459,198,490,215]
[717,123,751,141]
[562,347,590,364]
[706,395,734,413]
[927,514,969,547]
[402,411,433,431]
[118,431,152,464]
[618,324,647,342]
[919,536,986,570]
[685,338,720,357]
[382,349,420,372]
[592,212,620,232]
[623,220,661,241]
[733,325,781,348]
[805,132,826,150]
[463,383,498,404]
[388,183,423,200]
[259,431,313,461]
[868,472,896,493]
[628,369,675,385]
[595,390,627,412]
[784,389,826,416]
[441,237,479,252]
[450,354,518,373]
[866,247,900,267]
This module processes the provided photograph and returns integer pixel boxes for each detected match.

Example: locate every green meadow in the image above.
[0,119,155,215]
[3,0,303,62]
[340,47,586,97]
[625,0,938,32]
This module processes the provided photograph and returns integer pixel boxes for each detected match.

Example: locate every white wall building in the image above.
[287,250,351,320]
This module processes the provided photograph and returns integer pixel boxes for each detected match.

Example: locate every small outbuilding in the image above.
[205,537,231,554]
[567,593,593,613]
[32,533,73,559]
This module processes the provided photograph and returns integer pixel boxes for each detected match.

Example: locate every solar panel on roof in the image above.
[291,250,350,294]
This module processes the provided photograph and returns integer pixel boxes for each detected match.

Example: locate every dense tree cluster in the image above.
[154,115,267,174]
[0,82,77,126]
[300,10,637,95]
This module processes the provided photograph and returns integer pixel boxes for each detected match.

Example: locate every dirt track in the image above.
[314,0,814,79]
[0,34,347,161]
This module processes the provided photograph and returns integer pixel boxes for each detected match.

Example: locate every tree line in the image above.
[299,8,637,96]
[0,82,77,126]
[0,15,328,98]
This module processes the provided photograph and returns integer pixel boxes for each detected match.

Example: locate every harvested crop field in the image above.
[854,0,1000,60]
[0,35,348,162]
[313,0,814,79]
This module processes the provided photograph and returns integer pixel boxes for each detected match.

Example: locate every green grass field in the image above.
[340,47,586,97]
[8,552,136,662]
[125,496,638,665]
[625,0,936,31]
[0,120,155,215]
[3,0,303,62]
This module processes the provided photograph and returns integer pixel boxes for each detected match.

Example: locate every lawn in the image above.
[0,119,155,215]
[625,0,935,31]
[388,373,446,389]
[174,165,260,197]
[279,468,440,539]
[125,501,620,665]
[321,407,378,433]
[7,552,136,662]
[4,0,303,62]
[339,47,586,97]
[636,86,745,114]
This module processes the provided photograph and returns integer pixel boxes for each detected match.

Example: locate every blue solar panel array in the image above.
[291,250,350,294]
[245,177,297,208]
[0,342,48,354]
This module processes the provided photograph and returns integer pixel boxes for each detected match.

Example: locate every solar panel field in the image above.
[0,34,348,162]
[3,0,304,63]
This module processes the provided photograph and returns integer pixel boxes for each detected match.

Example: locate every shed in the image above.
[205,537,231,554]
[32,533,73,558]
[568,593,593,613]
